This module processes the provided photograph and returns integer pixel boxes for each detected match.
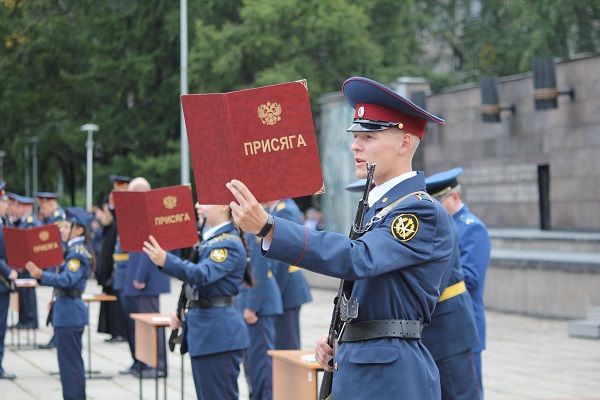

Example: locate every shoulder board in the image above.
[412,192,434,202]
[276,202,286,211]
[200,232,242,250]
[457,214,475,225]
[74,244,92,258]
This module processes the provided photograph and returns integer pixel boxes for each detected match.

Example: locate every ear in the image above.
[397,132,413,155]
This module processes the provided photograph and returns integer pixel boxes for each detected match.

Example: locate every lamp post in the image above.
[28,137,40,200]
[0,150,5,181]
[180,0,190,185]
[81,124,99,211]
[24,145,30,196]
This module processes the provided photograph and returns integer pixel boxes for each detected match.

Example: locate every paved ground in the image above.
[2,278,600,399]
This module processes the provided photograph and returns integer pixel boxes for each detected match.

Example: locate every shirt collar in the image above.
[268,200,281,213]
[67,236,84,247]
[367,171,417,207]
[202,221,231,241]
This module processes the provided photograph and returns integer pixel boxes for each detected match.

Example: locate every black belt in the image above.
[339,319,422,342]
[57,289,83,299]
[188,296,236,309]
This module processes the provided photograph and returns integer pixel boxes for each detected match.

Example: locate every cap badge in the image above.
[258,101,282,126]
[210,248,228,263]
[390,214,419,242]
[163,196,177,210]
[39,230,50,241]
[357,106,365,118]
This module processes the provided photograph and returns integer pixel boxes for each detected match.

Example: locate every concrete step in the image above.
[587,306,600,320]
[489,228,600,253]
[490,248,600,272]
[568,319,600,339]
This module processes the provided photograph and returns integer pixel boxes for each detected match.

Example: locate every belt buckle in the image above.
[340,294,359,323]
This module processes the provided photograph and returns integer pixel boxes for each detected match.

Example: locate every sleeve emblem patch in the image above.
[210,249,228,263]
[390,214,419,242]
[68,258,81,272]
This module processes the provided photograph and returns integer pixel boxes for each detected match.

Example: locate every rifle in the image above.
[319,162,376,400]
[0,271,15,293]
[168,216,205,353]
[46,288,58,326]
[46,265,61,326]
[168,282,188,352]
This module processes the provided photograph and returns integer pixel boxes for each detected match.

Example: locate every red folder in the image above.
[4,225,64,269]
[181,79,325,205]
[113,185,199,252]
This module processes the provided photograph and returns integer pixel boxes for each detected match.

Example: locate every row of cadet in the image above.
[91,175,313,400]
[0,76,492,400]
[0,175,314,400]
[0,167,490,400]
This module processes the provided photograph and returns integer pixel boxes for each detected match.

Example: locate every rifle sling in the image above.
[338,190,432,310]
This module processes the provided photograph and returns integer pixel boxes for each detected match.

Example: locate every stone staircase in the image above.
[304,227,600,321]
[568,306,600,339]
[486,228,600,320]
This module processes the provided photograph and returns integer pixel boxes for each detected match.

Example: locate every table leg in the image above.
[84,302,112,379]
[139,362,143,400]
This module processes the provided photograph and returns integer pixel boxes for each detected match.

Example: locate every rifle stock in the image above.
[168,282,187,352]
[319,163,375,400]
[169,218,205,353]
[46,288,58,327]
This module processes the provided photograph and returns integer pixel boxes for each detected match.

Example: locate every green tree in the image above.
[187,0,440,105]
[0,1,199,205]
[426,0,600,81]
[3,0,600,208]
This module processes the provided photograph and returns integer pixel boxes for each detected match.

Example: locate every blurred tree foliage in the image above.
[1,0,599,206]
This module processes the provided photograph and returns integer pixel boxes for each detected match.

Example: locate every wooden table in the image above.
[130,312,171,400]
[82,293,117,379]
[268,350,324,400]
[9,279,39,349]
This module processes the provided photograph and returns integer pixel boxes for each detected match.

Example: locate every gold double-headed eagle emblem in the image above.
[163,195,177,210]
[39,230,50,241]
[258,101,282,126]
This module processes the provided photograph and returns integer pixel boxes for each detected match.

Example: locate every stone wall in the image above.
[424,54,600,230]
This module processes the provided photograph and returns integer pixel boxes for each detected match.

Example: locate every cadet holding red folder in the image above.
[226,77,453,400]
[143,202,251,399]
[26,207,95,400]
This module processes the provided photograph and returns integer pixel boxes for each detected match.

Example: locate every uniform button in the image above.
[334,362,338,371]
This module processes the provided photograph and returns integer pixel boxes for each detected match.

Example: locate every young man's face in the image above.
[38,200,54,218]
[7,200,17,217]
[14,203,31,219]
[350,128,408,185]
